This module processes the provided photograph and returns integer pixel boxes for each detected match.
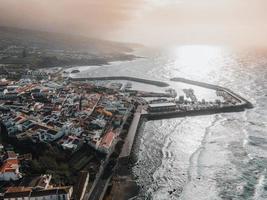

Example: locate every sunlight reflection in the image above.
[174,45,224,79]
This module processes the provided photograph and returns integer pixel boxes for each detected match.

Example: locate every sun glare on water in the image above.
[173,45,225,80]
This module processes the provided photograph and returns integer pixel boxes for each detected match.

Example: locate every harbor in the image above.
[67,76,253,163]
[89,76,253,200]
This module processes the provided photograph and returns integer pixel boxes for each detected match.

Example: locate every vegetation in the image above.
[0,122,76,185]
[28,146,73,185]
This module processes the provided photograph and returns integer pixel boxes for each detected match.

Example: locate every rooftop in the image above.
[100,131,116,149]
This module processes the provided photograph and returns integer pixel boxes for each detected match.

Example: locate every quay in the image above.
[70,76,169,87]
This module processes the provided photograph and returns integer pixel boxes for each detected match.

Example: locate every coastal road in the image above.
[119,105,142,158]
[87,177,108,200]
[85,107,134,200]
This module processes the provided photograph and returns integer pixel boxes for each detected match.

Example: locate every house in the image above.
[35,128,60,142]
[31,124,63,143]
[3,186,73,200]
[0,151,21,181]
[98,131,116,153]
[90,118,107,130]
[60,135,83,151]
[3,174,73,200]
[13,115,27,125]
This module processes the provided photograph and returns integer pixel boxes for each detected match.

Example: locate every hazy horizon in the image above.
[1,0,267,46]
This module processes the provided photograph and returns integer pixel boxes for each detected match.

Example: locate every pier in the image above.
[145,104,248,120]
[70,76,169,87]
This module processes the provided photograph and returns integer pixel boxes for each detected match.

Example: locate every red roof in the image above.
[100,131,115,149]
[0,158,19,173]
[7,187,32,193]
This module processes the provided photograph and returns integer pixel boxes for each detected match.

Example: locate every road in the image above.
[85,106,135,200]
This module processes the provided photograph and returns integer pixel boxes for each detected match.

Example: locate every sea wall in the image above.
[70,76,169,87]
[144,104,248,120]
[170,77,253,108]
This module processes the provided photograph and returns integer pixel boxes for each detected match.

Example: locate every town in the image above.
[0,67,252,200]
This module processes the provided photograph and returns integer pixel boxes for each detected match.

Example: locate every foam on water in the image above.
[253,170,267,200]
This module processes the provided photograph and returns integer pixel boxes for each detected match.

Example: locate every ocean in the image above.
[70,45,267,200]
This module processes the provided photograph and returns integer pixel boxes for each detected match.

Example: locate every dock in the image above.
[70,76,169,87]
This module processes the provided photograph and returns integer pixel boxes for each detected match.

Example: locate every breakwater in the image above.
[70,76,169,87]
[144,104,249,120]
[170,77,253,108]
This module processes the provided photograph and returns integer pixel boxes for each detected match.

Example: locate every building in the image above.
[0,151,21,181]
[3,174,73,200]
[3,186,73,200]
[19,174,52,190]
[148,102,177,112]
[59,135,83,151]
[98,130,116,153]
[31,124,62,143]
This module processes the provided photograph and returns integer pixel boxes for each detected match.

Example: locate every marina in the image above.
[74,75,253,200]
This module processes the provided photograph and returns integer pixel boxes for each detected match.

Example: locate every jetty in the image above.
[70,76,169,87]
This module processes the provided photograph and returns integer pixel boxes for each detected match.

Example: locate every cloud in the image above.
[113,0,267,46]
[0,0,141,37]
[0,0,267,46]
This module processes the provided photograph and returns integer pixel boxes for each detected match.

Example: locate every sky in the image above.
[0,0,267,46]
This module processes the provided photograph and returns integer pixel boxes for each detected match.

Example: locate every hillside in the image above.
[0,26,137,67]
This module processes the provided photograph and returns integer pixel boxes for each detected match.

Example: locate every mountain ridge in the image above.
[0,26,138,67]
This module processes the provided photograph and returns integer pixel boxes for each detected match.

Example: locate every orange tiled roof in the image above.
[100,131,115,149]
[0,158,19,173]
[7,186,32,193]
